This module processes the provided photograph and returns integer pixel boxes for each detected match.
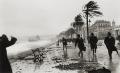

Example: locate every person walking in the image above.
[89,33,98,55]
[104,32,119,60]
[62,37,67,51]
[75,34,85,57]
[0,34,17,73]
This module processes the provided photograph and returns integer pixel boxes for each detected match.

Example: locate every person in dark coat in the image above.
[104,32,119,59]
[89,33,98,55]
[62,37,67,50]
[0,34,17,73]
[75,34,85,57]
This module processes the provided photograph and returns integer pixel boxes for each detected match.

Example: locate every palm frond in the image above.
[86,1,97,8]
[83,1,102,18]
[75,14,83,22]
[72,22,76,28]
[88,12,94,18]
[90,10,103,16]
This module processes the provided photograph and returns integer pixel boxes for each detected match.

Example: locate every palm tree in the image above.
[58,31,66,38]
[72,14,84,33]
[66,28,76,38]
[82,1,102,41]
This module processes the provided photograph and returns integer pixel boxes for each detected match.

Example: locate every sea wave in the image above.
[7,40,54,58]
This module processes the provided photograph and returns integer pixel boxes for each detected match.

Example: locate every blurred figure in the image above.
[56,39,59,46]
[0,34,17,73]
[62,37,67,51]
[75,34,85,57]
[104,32,119,60]
[89,33,98,55]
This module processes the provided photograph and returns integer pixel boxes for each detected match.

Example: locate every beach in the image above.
[7,39,55,59]
[8,40,120,73]
[10,42,83,73]
[8,40,97,73]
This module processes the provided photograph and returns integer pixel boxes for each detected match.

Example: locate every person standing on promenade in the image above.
[89,33,98,55]
[75,34,85,57]
[62,37,67,51]
[0,34,17,73]
[104,32,119,60]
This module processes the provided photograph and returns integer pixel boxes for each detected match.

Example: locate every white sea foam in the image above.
[7,40,52,56]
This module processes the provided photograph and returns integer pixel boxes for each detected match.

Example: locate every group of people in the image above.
[0,33,118,73]
[61,32,119,60]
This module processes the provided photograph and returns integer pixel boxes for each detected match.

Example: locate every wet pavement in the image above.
[11,41,120,73]
[62,42,120,73]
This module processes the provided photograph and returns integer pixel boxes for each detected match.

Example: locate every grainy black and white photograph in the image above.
[0,0,120,73]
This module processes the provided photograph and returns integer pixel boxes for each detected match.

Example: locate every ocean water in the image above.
[7,40,52,57]
[6,34,57,57]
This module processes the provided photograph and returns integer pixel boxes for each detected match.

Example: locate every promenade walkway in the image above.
[11,40,120,73]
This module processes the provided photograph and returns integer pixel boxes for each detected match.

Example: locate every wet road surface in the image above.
[63,42,120,73]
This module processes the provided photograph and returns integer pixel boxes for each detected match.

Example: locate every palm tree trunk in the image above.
[78,25,79,34]
[76,25,79,34]
[86,9,89,43]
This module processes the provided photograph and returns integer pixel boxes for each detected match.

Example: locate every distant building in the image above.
[89,20,113,39]
[111,20,117,38]
[80,19,120,40]
[113,24,120,38]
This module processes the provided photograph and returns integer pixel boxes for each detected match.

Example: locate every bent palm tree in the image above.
[82,1,102,41]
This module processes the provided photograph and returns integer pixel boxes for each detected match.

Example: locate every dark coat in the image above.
[104,36,116,51]
[75,37,85,51]
[89,36,98,49]
[62,38,67,45]
[0,36,17,73]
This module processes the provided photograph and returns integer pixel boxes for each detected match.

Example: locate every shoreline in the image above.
[9,39,57,63]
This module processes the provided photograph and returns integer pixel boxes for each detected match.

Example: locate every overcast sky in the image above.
[0,0,120,36]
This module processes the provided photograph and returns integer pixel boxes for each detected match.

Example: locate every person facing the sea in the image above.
[0,34,17,73]
[89,33,98,55]
[75,34,85,57]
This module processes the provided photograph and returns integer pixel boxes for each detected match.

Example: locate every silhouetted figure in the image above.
[0,34,17,73]
[62,37,67,50]
[104,32,119,60]
[75,34,85,57]
[89,33,98,55]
